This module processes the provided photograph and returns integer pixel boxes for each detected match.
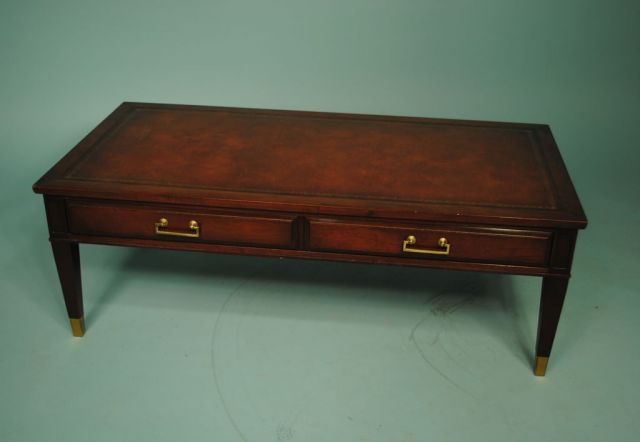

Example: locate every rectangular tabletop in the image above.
[34,102,586,229]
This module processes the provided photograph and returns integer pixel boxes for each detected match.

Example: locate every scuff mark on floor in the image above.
[210,273,261,442]
[410,329,476,398]
[276,422,294,441]
[430,294,473,317]
[410,292,477,398]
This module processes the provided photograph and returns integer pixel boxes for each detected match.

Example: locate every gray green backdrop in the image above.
[1,1,639,441]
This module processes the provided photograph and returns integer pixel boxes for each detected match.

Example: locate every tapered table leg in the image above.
[51,241,85,337]
[534,276,569,376]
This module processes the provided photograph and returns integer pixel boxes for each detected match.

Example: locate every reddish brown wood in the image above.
[68,233,560,276]
[67,200,295,249]
[549,229,578,273]
[44,196,68,237]
[50,241,83,320]
[33,102,588,375]
[34,102,587,229]
[536,276,569,363]
[44,197,83,321]
[309,218,552,266]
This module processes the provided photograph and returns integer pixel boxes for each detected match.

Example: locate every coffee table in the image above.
[33,102,587,376]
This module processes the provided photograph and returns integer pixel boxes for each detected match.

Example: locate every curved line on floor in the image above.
[210,273,260,442]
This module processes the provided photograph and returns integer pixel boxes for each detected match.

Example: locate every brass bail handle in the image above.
[402,235,450,255]
[155,218,200,238]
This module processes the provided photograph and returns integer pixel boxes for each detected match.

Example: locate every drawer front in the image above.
[309,219,552,266]
[68,202,295,248]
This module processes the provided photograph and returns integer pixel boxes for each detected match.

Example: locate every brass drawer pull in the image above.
[402,235,450,255]
[154,218,200,238]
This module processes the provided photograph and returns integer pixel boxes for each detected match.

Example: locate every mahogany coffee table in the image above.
[33,102,587,376]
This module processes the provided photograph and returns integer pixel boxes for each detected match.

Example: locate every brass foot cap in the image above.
[70,317,85,337]
[534,356,549,376]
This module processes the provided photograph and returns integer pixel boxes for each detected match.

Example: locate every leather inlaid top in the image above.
[34,103,587,228]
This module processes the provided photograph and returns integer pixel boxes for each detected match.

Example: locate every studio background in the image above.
[1,1,638,441]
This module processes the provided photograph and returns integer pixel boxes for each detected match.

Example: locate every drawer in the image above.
[309,218,552,266]
[67,201,296,249]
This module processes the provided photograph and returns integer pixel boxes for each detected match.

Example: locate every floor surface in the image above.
[1,191,638,441]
